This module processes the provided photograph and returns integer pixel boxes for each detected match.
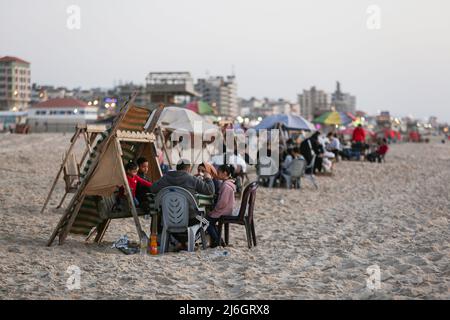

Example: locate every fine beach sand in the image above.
[0,133,449,299]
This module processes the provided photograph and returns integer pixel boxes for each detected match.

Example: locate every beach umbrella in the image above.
[157,106,219,133]
[313,111,356,126]
[185,100,214,115]
[253,114,316,131]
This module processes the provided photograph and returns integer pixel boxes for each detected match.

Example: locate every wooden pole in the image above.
[40,128,80,214]
[115,138,145,240]
[56,192,68,209]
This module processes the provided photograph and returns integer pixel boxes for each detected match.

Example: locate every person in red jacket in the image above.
[352,124,366,143]
[120,161,153,207]
[352,124,366,154]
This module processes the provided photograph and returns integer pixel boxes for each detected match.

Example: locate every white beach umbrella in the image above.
[157,106,218,133]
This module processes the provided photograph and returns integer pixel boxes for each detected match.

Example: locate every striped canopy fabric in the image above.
[313,111,356,126]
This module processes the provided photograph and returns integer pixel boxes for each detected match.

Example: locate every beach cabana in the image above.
[47,94,165,246]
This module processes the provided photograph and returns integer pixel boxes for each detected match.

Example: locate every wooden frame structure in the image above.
[47,93,166,246]
[40,124,107,213]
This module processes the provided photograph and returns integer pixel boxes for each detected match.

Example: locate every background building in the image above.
[298,86,331,120]
[0,56,31,111]
[331,81,356,113]
[195,75,239,118]
[146,72,199,108]
[28,98,98,132]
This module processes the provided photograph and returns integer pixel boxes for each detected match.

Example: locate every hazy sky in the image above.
[1,0,449,121]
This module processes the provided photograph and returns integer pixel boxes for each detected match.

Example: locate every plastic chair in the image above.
[304,155,319,189]
[257,156,279,188]
[281,158,306,189]
[155,187,209,253]
[218,182,258,248]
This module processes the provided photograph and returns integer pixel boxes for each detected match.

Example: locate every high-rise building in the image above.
[331,81,356,114]
[146,72,199,108]
[298,86,330,120]
[195,75,239,118]
[0,56,31,111]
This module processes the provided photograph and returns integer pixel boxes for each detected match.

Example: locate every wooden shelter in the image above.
[47,94,165,246]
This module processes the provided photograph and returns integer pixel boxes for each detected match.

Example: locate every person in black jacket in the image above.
[300,131,324,174]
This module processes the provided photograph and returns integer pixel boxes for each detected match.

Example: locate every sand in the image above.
[0,133,449,300]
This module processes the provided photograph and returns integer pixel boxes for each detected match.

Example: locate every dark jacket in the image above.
[150,171,215,196]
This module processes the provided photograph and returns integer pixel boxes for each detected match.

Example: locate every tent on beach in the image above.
[47,94,165,246]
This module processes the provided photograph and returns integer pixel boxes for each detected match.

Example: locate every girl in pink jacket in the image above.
[206,164,236,247]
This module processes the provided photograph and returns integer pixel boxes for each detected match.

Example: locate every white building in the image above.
[0,56,31,111]
[298,86,331,121]
[28,98,98,132]
[195,75,239,118]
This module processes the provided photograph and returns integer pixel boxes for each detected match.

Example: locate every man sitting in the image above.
[150,159,215,249]
[150,159,215,198]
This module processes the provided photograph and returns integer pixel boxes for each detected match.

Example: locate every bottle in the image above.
[140,235,148,256]
[149,234,158,255]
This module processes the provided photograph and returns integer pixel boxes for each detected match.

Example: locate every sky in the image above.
[1,0,449,121]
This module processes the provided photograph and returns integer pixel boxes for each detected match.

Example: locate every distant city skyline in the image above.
[1,0,449,122]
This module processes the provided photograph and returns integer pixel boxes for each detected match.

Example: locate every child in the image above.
[121,161,153,207]
[206,164,236,248]
[367,139,389,163]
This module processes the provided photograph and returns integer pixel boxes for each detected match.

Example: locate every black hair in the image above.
[136,157,148,166]
[293,147,301,154]
[218,164,235,177]
[198,163,206,169]
[176,159,191,171]
[327,132,333,137]
[125,161,138,171]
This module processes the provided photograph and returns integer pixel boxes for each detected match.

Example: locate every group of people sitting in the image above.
[262,125,391,187]
[119,157,239,250]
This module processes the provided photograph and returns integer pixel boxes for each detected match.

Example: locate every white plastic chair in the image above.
[257,155,279,188]
[155,187,209,253]
[281,158,306,189]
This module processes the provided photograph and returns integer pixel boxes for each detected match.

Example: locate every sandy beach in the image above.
[0,133,449,300]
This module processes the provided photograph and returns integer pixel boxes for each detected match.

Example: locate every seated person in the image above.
[205,164,236,248]
[150,159,215,250]
[195,162,221,201]
[151,158,214,195]
[367,139,389,163]
[282,147,302,175]
[327,133,342,161]
[135,157,152,205]
[119,161,152,208]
